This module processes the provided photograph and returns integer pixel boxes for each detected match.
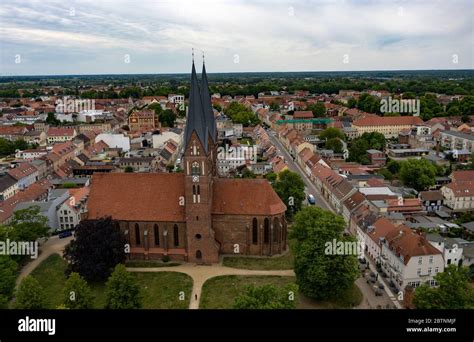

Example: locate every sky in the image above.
[0,0,473,75]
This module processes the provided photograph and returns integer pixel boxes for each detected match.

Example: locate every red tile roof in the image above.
[367,217,400,245]
[293,111,313,119]
[8,162,37,180]
[452,170,474,182]
[47,127,76,136]
[212,178,286,215]
[353,116,423,127]
[385,226,441,264]
[87,173,186,222]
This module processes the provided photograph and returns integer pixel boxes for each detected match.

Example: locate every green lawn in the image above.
[222,240,295,270]
[23,254,193,309]
[125,260,181,268]
[29,254,67,309]
[200,275,296,309]
[200,275,363,309]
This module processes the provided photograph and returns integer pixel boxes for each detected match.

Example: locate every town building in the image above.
[352,116,423,138]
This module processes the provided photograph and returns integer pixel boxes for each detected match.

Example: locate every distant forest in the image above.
[0,69,473,99]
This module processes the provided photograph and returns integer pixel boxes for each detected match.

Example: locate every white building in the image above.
[95,133,130,152]
[152,131,182,149]
[427,234,464,267]
[380,226,444,291]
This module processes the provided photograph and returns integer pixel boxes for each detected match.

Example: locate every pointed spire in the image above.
[201,61,217,143]
[184,59,209,153]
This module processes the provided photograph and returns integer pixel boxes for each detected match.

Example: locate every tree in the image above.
[269,102,280,111]
[9,206,49,243]
[273,170,305,217]
[264,172,277,185]
[124,166,134,173]
[233,283,298,309]
[15,276,47,309]
[399,158,437,191]
[105,264,142,309]
[64,217,126,282]
[63,272,94,309]
[224,102,259,126]
[347,98,357,108]
[292,207,359,300]
[348,132,385,164]
[307,103,326,117]
[325,138,343,153]
[0,256,17,307]
[413,265,474,309]
[46,112,60,125]
[241,168,256,179]
[158,109,177,127]
[319,127,345,141]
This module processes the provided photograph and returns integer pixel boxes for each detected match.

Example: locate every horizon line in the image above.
[1,68,473,78]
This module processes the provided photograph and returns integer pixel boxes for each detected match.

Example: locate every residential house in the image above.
[8,162,39,190]
[0,173,19,201]
[380,226,444,291]
[419,191,444,212]
[47,127,77,144]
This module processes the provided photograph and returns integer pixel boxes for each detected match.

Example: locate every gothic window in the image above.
[154,224,159,246]
[264,218,270,244]
[173,224,179,247]
[273,217,279,243]
[252,218,258,244]
[191,162,200,175]
[135,223,141,245]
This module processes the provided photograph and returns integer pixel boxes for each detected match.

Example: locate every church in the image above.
[87,60,287,264]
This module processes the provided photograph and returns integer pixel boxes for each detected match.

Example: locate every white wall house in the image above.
[427,234,464,267]
[380,227,444,291]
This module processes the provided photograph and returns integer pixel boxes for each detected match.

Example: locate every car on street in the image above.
[307,194,316,205]
[59,230,73,239]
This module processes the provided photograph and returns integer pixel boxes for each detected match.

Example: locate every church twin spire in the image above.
[184,54,217,154]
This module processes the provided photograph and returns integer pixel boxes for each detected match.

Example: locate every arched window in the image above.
[173,224,179,247]
[252,218,258,245]
[135,223,141,245]
[264,218,269,244]
[191,162,200,175]
[273,217,279,243]
[154,224,159,246]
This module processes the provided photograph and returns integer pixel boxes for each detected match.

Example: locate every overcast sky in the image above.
[0,0,472,75]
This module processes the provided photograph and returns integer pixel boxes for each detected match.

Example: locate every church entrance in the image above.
[196,250,202,260]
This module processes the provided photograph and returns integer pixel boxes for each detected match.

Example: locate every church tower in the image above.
[183,59,220,263]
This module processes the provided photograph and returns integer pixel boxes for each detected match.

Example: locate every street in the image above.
[267,128,402,309]
[267,130,330,210]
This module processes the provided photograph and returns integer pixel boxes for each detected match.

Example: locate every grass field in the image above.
[222,240,295,270]
[200,275,363,309]
[24,254,192,309]
[200,275,296,309]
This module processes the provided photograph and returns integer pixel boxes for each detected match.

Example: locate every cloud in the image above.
[0,0,472,75]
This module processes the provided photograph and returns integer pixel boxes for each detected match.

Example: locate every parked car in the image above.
[378,283,385,290]
[307,194,316,205]
[59,230,73,239]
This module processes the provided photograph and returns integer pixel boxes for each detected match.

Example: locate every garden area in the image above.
[199,275,362,309]
[12,254,193,309]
